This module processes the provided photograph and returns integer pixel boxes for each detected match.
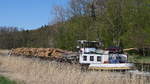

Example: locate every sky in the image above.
[0,0,69,30]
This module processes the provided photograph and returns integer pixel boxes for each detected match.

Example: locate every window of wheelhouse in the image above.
[97,56,101,62]
[83,56,87,61]
[90,56,94,61]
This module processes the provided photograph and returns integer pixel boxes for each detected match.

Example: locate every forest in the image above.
[0,0,150,55]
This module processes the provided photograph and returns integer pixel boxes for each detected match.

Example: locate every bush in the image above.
[0,76,17,84]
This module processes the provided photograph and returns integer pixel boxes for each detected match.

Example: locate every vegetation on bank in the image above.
[129,55,150,63]
[0,76,17,84]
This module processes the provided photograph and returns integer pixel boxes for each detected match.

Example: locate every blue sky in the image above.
[0,0,69,30]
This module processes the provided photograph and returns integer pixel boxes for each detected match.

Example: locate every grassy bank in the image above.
[128,55,150,63]
[0,76,17,84]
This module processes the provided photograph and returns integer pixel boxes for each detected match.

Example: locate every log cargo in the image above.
[9,48,78,62]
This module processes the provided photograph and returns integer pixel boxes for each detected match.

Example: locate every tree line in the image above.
[0,25,56,49]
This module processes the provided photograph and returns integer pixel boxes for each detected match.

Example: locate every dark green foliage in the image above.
[0,26,56,49]
[0,76,17,84]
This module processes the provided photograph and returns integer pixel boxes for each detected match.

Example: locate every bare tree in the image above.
[52,5,68,23]
[68,0,91,16]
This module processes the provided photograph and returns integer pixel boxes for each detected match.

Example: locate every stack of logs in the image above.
[9,48,74,59]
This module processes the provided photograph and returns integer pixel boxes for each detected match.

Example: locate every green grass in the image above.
[0,76,17,84]
[128,55,150,63]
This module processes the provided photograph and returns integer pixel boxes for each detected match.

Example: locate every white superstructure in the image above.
[77,40,134,70]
